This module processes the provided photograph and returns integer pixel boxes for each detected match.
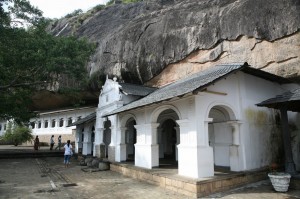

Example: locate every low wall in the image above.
[110,163,268,198]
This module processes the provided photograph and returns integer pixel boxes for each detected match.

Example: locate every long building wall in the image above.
[0,107,96,145]
[30,107,96,144]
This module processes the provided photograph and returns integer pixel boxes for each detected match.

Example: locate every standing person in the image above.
[50,135,55,150]
[64,140,73,168]
[34,136,39,151]
[55,135,62,150]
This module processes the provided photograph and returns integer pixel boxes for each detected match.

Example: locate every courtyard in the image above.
[0,146,299,199]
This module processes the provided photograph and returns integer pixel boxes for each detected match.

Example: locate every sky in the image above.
[28,0,110,19]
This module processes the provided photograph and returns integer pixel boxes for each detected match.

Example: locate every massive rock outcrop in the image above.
[49,0,300,86]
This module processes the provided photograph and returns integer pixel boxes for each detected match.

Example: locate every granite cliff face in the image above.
[49,0,300,86]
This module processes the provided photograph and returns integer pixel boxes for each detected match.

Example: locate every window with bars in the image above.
[52,119,56,128]
[59,118,64,127]
[68,117,73,126]
[44,120,48,128]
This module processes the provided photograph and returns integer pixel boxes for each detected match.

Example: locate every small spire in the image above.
[106,75,108,80]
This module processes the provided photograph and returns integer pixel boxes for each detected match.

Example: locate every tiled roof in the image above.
[119,83,157,96]
[68,112,96,126]
[104,63,249,116]
[38,106,96,115]
[257,88,300,112]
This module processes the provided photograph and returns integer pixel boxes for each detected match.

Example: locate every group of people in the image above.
[49,135,62,150]
[34,135,62,151]
[33,135,73,167]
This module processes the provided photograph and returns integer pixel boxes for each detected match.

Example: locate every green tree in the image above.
[65,9,83,18]
[1,122,33,146]
[0,0,95,123]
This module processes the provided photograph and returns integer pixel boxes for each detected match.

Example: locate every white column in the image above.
[63,116,67,127]
[40,120,44,130]
[115,127,127,162]
[134,123,160,169]
[75,128,82,153]
[174,126,180,161]
[177,119,214,178]
[94,115,105,158]
[82,128,92,155]
[94,127,105,158]
[56,119,59,130]
[228,121,242,171]
[108,115,117,162]
[202,118,213,146]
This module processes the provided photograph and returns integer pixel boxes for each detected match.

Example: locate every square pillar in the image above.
[82,130,92,155]
[227,121,243,172]
[108,115,117,162]
[115,127,127,162]
[229,145,240,171]
[108,125,116,162]
[75,128,83,154]
[176,119,214,178]
[134,123,160,169]
[94,127,106,158]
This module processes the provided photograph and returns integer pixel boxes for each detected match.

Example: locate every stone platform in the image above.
[110,162,268,198]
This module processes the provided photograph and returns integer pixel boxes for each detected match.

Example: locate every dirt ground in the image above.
[0,156,299,199]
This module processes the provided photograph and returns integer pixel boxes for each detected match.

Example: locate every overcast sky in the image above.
[28,0,110,19]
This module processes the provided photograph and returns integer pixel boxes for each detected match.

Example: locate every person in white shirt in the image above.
[64,140,73,168]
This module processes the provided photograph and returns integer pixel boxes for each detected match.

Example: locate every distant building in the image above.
[29,106,96,144]
[0,121,8,137]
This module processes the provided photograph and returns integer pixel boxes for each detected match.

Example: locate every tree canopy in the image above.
[0,0,95,123]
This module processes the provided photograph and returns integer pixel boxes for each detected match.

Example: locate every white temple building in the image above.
[29,106,96,143]
[72,63,300,179]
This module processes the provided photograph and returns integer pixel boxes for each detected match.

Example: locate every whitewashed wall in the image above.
[114,71,299,178]
[30,107,96,142]
[0,120,8,136]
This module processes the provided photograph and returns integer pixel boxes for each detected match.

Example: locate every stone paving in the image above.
[0,145,299,199]
[0,157,189,199]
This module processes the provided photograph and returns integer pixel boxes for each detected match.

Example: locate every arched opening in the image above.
[208,105,236,170]
[103,120,111,158]
[157,109,180,168]
[125,118,136,161]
